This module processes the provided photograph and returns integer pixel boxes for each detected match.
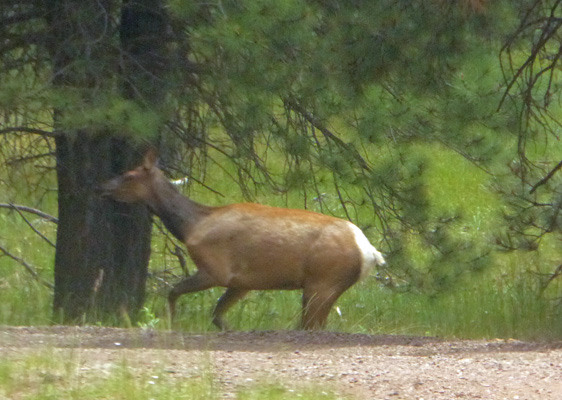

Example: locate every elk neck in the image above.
[145,178,213,242]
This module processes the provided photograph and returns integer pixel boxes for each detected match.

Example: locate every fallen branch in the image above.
[0,244,54,290]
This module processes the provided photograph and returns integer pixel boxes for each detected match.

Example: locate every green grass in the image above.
[0,351,345,400]
[334,270,562,340]
[0,213,55,326]
[1,141,562,340]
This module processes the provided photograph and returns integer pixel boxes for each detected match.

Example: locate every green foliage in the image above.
[2,0,522,294]
[46,89,163,138]
[493,0,562,257]
[3,0,562,340]
[172,0,521,296]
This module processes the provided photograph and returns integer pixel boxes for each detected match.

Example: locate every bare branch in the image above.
[529,159,562,194]
[538,264,562,296]
[0,203,58,224]
[0,127,58,137]
[332,173,352,221]
[498,1,562,112]
[6,152,55,166]
[170,245,189,276]
[0,244,54,290]
[9,206,56,248]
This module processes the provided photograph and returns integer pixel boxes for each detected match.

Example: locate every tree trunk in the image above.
[45,0,168,322]
[53,134,152,321]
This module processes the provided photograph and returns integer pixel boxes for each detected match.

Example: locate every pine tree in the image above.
[0,0,523,323]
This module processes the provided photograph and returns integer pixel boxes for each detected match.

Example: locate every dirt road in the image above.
[1,326,561,399]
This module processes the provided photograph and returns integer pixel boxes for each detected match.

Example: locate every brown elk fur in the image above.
[100,151,385,330]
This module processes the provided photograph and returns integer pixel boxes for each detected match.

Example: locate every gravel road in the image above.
[1,326,561,399]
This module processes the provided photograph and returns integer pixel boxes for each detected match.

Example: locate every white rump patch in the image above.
[348,222,386,279]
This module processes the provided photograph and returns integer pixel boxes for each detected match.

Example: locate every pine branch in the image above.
[284,98,372,172]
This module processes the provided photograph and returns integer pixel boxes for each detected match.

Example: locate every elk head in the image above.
[99,150,160,203]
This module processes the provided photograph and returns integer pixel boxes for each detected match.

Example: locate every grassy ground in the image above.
[0,349,345,400]
[1,143,562,339]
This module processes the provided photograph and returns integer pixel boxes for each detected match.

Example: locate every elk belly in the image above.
[225,235,311,290]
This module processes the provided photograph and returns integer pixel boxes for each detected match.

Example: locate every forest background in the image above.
[2,0,562,340]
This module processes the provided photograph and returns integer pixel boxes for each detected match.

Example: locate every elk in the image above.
[100,151,385,330]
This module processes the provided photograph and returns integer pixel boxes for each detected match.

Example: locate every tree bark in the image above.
[53,134,152,321]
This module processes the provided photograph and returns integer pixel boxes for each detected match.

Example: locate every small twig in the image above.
[0,244,54,289]
[147,271,174,289]
[6,152,55,166]
[0,127,59,137]
[529,159,562,194]
[332,173,352,221]
[539,264,562,296]
[170,245,189,276]
[10,206,56,248]
[90,269,105,307]
[0,203,58,224]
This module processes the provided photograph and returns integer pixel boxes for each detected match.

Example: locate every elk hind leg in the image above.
[212,288,248,330]
[301,285,345,330]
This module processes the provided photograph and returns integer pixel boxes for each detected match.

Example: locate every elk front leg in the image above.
[212,288,249,330]
[168,270,216,321]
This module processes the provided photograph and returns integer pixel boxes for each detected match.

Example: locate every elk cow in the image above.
[100,151,385,330]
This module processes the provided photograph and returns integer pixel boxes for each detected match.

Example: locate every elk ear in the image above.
[142,148,158,170]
